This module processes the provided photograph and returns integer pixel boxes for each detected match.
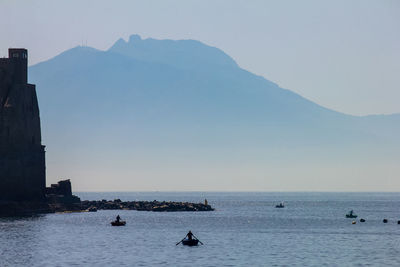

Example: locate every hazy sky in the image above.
[1,0,399,116]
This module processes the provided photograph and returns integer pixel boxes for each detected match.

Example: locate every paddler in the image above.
[186,230,194,241]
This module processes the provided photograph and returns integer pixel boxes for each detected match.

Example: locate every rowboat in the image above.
[345,210,357,218]
[111,221,126,226]
[182,239,199,246]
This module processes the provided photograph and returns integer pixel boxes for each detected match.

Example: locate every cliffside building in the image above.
[0,48,46,201]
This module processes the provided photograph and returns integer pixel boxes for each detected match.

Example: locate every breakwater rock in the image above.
[80,199,214,212]
[0,198,214,216]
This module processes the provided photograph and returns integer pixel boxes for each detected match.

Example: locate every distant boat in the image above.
[176,231,203,246]
[275,202,285,208]
[345,210,357,218]
[111,221,126,226]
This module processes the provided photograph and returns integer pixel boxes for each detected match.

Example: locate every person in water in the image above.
[116,215,121,222]
[186,231,194,241]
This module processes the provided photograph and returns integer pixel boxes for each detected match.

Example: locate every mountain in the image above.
[29,35,400,191]
[110,34,239,70]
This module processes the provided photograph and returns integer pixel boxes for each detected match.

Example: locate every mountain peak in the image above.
[128,34,142,43]
[108,34,238,70]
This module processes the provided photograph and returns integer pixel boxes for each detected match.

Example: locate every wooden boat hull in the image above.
[345,215,357,218]
[182,239,199,246]
[111,221,126,226]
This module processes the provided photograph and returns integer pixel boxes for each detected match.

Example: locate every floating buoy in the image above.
[352,221,356,224]
[397,220,400,225]
[383,219,388,223]
[360,218,365,222]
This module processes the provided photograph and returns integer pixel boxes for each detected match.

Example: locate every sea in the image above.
[1,192,399,266]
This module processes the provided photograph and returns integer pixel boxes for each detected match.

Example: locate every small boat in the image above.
[111,220,126,226]
[275,202,285,208]
[182,239,199,246]
[345,210,357,218]
[176,231,203,246]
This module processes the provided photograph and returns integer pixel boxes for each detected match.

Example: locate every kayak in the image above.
[111,221,126,226]
[182,239,199,246]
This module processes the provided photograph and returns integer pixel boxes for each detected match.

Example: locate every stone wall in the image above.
[46,179,73,197]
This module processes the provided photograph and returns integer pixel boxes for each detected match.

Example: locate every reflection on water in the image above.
[1,192,400,266]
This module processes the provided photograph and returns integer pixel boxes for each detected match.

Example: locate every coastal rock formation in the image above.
[80,199,214,212]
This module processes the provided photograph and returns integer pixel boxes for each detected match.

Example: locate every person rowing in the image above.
[186,230,194,241]
[176,231,203,246]
[111,215,126,226]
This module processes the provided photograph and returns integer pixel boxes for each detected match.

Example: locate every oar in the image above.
[176,237,185,246]
[192,234,204,245]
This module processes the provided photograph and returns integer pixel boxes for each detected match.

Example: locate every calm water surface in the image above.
[1,192,400,266]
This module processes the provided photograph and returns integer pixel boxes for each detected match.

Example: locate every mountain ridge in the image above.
[108,34,239,70]
[34,35,399,119]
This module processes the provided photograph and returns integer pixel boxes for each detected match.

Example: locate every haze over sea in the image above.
[1,192,399,266]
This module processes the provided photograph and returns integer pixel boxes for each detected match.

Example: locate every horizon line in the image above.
[74,190,400,193]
